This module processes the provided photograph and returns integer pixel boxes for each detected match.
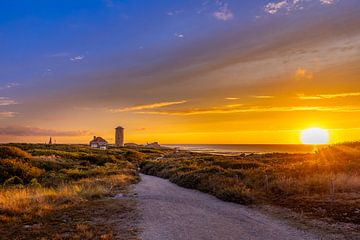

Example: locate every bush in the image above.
[80,154,118,166]
[28,149,81,159]
[213,160,260,170]
[124,150,145,162]
[0,159,44,183]
[29,178,42,188]
[0,146,31,159]
[3,176,24,186]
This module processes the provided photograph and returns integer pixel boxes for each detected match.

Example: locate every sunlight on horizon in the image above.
[300,128,329,145]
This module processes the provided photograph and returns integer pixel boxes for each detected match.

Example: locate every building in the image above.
[115,126,124,147]
[90,136,108,150]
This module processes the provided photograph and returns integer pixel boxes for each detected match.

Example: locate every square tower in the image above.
[115,126,124,147]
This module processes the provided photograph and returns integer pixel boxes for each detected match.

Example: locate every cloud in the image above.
[226,96,274,100]
[252,95,274,99]
[213,4,234,21]
[48,52,70,58]
[320,0,335,5]
[135,104,360,115]
[0,97,17,106]
[166,10,183,16]
[264,1,288,14]
[174,33,184,38]
[294,68,313,80]
[298,92,360,100]
[70,55,85,61]
[0,83,19,90]
[110,100,187,113]
[0,112,16,119]
[264,0,338,15]
[0,126,90,136]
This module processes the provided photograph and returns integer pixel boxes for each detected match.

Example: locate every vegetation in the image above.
[2,141,359,238]
[0,144,147,239]
[140,142,360,224]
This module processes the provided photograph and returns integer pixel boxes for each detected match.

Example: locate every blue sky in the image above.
[1,0,360,144]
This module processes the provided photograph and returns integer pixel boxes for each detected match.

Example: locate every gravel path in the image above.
[135,174,320,240]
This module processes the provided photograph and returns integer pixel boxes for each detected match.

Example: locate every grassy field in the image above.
[1,142,359,238]
[0,143,161,240]
[140,142,360,225]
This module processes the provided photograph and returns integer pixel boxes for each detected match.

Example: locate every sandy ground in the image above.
[135,174,321,240]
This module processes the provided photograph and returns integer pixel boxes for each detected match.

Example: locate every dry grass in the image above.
[0,198,139,240]
[140,142,360,224]
[0,144,145,239]
[0,173,134,223]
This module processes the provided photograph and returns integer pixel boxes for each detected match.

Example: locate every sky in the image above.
[0,0,360,144]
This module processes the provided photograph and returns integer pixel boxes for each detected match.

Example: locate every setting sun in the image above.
[300,128,329,145]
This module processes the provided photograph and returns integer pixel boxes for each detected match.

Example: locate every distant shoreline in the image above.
[162,144,324,155]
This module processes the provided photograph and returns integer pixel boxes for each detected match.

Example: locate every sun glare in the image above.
[300,128,329,145]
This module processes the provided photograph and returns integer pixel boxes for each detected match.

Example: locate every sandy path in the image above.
[135,174,320,240]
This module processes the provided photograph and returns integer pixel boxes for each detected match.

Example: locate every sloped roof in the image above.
[90,137,108,144]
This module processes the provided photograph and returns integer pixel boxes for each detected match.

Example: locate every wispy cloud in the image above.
[298,92,360,100]
[48,52,70,58]
[0,112,16,119]
[320,0,335,5]
[111,100,187,113]
[264,0,338,15]
[0,83,19,90]
[0,126,90,136]
[264,1,288,15]
[0,97,17,106]
[136,104,360,116]
[252,95,274,99]
[70,55,85,61]
[166,10,183,16]
[174,33,184,38]
[294,68,313,80]
[213,3,234,21]
[226,96,274,100]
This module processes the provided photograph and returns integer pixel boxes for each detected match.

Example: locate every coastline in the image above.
[163,144,322,155]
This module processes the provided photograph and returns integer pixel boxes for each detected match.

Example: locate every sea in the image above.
[163,144,325,155]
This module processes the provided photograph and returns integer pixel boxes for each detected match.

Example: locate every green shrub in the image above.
[0,146,31,159]
[4,176,24,186]
[80,154,118,166]
[124,150,145,162]
[28,149,82,159]
[0,159,44,183]
[29,178,42,188]
[213,160,260,170]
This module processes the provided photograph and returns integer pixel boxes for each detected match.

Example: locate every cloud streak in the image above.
[252,95,274,99]
[0,126,90,136]
[264,0,338,15]
[111,100,187,113]
[0,97,17,106]
[213,3,234,21]
[0,83,19,91]
[70,55,85,61]
[298,92,360,100]
[136,104,360,115]
[0,112,16,119]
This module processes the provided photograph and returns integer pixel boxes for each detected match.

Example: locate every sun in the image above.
[300,128,329,145]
